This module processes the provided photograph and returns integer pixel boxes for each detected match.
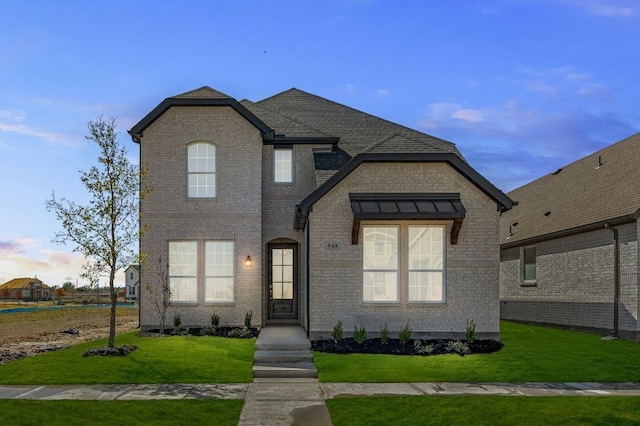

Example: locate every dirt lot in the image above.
[0,305,139,364]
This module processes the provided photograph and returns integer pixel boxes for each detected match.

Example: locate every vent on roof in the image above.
[544,211,551,217]
[596,155,603,169]
[552,168,563,175]
[512,222,519,227]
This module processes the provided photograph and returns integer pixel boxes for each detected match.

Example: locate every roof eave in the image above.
[500,213,639,249]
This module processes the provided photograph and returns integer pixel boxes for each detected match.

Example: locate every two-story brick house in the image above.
[129,86,512,339]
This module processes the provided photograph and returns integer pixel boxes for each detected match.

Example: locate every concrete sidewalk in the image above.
[3,381,640,401]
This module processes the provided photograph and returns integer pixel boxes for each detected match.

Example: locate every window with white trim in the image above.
[363,226,399,302]
[408,226,444,302]
[205,241,234,302]
[522,246,536,282]
[187,143,216,198]
[274,148,293,183]
[169,241,198,302]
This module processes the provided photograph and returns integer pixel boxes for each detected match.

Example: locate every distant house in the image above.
[500,132,640,339]
[130,86,512,339]
[124,265,140,300]
[0,278,52,301]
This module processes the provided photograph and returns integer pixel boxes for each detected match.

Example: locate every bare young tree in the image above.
[145,256,172,333]
[46,116,148,348]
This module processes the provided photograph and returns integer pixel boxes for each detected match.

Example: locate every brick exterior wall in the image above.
[139,106,263,329]
[500,221,639,338]
[306,162,502,340]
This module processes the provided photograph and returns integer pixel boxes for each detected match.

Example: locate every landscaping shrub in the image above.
[354,325,367,344]
[211,312,220,327]
[398,321,412,346]
[380,323,390,345]
[465,319,476,343]
[332,321,344,342]
[244,310,252,328]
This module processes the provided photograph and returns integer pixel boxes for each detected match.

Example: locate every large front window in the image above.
[169,240,235,303]
[169,241,197,302]
[363,226,399,302]
[187,143,216,198]
[408,226,444,302]
[205,241,234,302]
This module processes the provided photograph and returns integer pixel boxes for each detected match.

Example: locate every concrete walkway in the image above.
[3,381,640,401]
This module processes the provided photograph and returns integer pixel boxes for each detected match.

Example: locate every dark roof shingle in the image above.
[500,132,640,246]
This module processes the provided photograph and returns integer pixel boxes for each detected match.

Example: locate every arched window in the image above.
[187,142,216,198]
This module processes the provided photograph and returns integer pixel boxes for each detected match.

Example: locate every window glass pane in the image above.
[363,227,398,270]
[274,149,293,183]
[205,241,234,302]
[169,242,197,276]
[169,277,197,302]
[523,247,536,281]
[409,271,443,302]
[363,271,398,301]
[281,281,293,299]
[187,143,216,198]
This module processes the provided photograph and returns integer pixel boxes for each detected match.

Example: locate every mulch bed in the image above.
[138,326,260,338]
[311,337,503,356]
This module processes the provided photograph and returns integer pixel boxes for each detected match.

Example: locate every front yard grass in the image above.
[327,396,640,426]
[0,400,242,426]
[0,332,255,384]
[315,321,640,382]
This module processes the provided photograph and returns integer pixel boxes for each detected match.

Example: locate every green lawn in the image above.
[0,400,242,426]
[327,396,640,426]
[315,321,640,382]
[0,332,255,384]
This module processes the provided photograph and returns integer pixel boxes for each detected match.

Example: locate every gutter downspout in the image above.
[305,218,311,338]
[605,224,620,336]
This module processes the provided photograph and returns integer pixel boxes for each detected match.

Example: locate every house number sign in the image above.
[327,243,340,250]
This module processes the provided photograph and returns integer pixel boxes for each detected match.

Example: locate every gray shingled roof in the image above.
[500,132,640,246]
[254,88,463,159]
[173,86,232,99]
[239,99,333,138]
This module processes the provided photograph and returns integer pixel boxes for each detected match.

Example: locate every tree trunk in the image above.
[108,268,117,348]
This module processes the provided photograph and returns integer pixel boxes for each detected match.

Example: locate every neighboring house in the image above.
[0,277,51,301]
[129,86,512,339]
[500,133,640,339]
[124,264,140,300]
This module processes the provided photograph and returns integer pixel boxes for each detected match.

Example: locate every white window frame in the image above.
[187,142,216,198]
[362,226,399,302]
[274,148,293,184]
[408,225,445,302]
[522,246,537,284]
[205,241,235,303]
[168,241,198,303]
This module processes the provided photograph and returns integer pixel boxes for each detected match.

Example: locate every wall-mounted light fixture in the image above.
[245,255,253,267]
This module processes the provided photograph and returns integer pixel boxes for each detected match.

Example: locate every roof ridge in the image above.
[257,88,458,150]
[172,86,232,99]
[363,132,444,153]
[509,131,640,195]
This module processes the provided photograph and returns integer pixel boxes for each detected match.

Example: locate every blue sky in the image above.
[1,0,638,287]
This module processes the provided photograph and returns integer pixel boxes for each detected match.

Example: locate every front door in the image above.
[268,243,298,321]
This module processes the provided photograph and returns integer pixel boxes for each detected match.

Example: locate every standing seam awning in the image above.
[349,193,466,244]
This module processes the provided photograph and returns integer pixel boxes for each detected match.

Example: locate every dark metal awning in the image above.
[349,193,466,244]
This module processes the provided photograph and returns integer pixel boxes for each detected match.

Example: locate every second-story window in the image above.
[274,148,293,183]
[187,142,216,198]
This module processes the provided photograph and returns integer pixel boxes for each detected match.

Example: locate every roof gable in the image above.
[501,132,640,246]
[129,89,274,143]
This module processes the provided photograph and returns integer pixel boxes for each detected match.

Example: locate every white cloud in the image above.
[344,83,358,94]
[561,0,636,17]
[451,109,485,123]
[0,122,82,147]
[375,89,390,97]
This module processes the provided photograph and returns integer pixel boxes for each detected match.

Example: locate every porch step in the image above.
[252,326,317,379]
[252,362,318,379]
[254,349,314,364]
